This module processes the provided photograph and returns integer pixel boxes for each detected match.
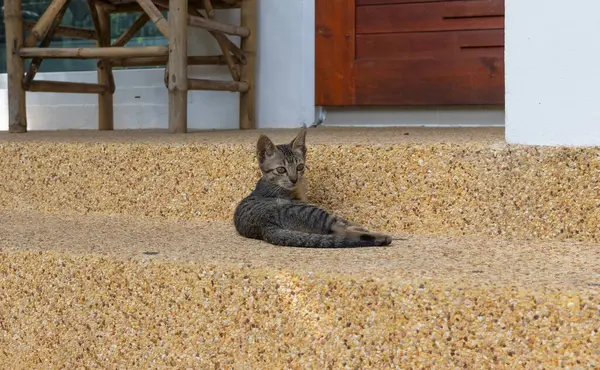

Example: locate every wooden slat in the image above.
[356,0,504,34]
[315,0,356,106]
[28,80,107,94]
[187,14,250,37]
[354,55,504,105]
[356,29,504,59]
[110,55,227,67]
[23,21,97,40]
[443,0,503,18]
[188,78,249,92]
[357,0,466,5]
[19,46,169,59]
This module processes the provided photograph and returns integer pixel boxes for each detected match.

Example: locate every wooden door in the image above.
[316,0,505,106]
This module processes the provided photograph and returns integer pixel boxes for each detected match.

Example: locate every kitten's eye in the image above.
[296,164,305,172]
[276,167,287,174]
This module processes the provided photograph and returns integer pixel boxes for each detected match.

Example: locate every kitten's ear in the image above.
[290,128,307,156]
[257,134,276,161]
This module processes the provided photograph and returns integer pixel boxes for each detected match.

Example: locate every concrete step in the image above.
[1,209,599,368]
[1,127,599,244]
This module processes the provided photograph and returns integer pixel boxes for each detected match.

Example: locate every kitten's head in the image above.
[256,128,307,190]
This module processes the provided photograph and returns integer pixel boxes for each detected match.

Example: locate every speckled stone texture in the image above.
[0,127,598,242]
[1,210,599,368]
[2,127,600,367]
[2,251,599,369]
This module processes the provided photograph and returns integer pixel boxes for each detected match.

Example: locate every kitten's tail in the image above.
[261,227,391,249]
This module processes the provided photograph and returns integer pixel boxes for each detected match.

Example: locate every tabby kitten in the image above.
[233,128,392,248]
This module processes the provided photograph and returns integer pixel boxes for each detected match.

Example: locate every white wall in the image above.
[257,0,315,128]
[505,0,600,146]
[0,2,315,131]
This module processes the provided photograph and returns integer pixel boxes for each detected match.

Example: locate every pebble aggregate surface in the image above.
[0,127,598,242]
[0,210,599,368]
[1,128,599,367]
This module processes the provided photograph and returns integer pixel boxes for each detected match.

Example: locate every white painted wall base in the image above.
[322,106,505,127]
[505,0,600,146]
[0,67,240,131]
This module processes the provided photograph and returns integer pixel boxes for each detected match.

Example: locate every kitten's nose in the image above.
[289,176,298,184]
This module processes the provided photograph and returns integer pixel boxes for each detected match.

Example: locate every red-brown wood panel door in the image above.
[316,0,505,106]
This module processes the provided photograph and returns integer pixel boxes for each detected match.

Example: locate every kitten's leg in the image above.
[330,213,371,232]
[330,217,391,245]
[292,180,309,202]
[281,204,391,245]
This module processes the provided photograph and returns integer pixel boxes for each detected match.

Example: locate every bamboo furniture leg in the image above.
[4,0,27,132]
[168,0,189,133]
[5,0,256,133]
[159,0,254,130]
[97,4,115,130]
[240,0,256,130]
[88,0,114,130]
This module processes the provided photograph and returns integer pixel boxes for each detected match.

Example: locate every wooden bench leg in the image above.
[168,0,188,133]
[95,4,114,130]
[5,0,27,133]
[240,0,256,130]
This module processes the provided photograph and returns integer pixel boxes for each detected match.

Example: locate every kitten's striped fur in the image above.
[233,128,392,248]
